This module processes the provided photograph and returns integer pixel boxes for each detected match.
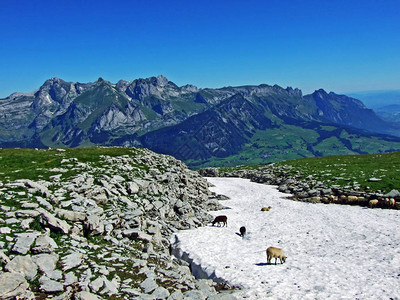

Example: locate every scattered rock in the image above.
[140,277,158,294]
[5,255,38,281]
[75,291,102,300]
[0,272,30,299]
[39,275,64,293]
[37,208,71,234]
[61,252,83,271]
[0,148,232,299]
[32,253,59,273]
[12,233,38,254]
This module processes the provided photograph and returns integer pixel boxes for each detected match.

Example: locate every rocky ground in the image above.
[0,148,237,299]
[200,165,400,210]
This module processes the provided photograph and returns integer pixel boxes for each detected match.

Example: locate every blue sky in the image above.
[1,0,399,98]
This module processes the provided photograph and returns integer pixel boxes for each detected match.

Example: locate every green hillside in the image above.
[0,147,149,183]
[220,151,400,193]
[188,122,400,169]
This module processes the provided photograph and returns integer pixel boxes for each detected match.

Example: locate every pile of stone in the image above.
[200,166,400,210]
[0,148,236,299]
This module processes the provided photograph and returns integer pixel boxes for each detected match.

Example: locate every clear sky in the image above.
[1,0,400,98]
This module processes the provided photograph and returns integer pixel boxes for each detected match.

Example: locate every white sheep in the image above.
[369,199,379,208]
[389,198,396,207]
[266,246,287,265]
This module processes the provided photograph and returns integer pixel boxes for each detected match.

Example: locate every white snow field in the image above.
[172,178,400,299]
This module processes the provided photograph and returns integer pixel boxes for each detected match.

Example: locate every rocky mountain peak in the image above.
[156,75,169,86]
[34,78,71,107]
[285,87,303,97]
[43,77,65,86]
[94,77,114,87]
[313,88,329,98]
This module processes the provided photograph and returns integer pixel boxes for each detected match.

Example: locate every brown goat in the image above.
[212,215,227,227]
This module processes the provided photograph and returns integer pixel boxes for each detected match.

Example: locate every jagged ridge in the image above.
[1,76,400,166]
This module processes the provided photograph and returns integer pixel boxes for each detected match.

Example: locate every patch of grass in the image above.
[0,147,149,183]
[221,151,400,193]
[30,215,44,232]
[49,230,65,243]
[275,152,400,192]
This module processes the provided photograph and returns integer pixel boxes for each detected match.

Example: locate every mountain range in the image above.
[1,75,400,167]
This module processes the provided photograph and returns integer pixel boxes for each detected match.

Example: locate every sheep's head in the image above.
[282,256,287,263]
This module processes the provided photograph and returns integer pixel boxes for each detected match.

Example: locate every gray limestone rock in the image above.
[61,252,83,271]
[207,294,238,300]
[64,271,78,286]
[5,218,19,225]
[5,255,38,281]
[168,290,184,300]
[86,214,105,235]
[75,291,102,300]
[196,279,217,296]
[101,275,119,295]
[55,208,86,222]
[12,233,39,254]
[123,229,152,242]
[152,286,170,299]
[15,209,40,218]
[89,276,104,293]
[37,208,71,234]
[32,234,58,254]
[385,189,400,198]
[52,287,73,300]
[0,272,30,299]
[0,250,10,264]
[92,193,108,205]
[140,277,158,293]
[20,218,34,229]
[32,253,59,273]
[182,290,206,300]
[113,175,125,182]
[45,270,63,281]
[39,275,64,293]
[126,181,140,194]
[0,227,11,234]
[36,196,53,210]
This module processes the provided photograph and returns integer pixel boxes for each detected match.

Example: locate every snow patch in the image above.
[173,177,400,299]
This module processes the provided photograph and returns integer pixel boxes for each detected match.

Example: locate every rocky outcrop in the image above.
[0,147,235,299]
[200,166,400,210]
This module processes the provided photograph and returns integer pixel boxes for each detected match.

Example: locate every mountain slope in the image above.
[140,93,400,168]
[304,89,392,134]
[141,94,274,161]
[1,75,400,167]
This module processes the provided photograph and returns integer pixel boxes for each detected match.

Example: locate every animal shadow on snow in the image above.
[235,232,251,240]
[255,262,269,266]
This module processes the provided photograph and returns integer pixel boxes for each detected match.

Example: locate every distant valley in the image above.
[349,90,400,123]
[2,75,400,167]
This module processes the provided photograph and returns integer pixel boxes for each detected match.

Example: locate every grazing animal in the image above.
[239,226,246,237]
[266,247,287,265]
[369,199,379,208]
[212,215,227,227]
[389,198,396,207]
[261,206,272,212]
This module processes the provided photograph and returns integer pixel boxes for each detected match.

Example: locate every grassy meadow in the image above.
[220,151,400,193]
[0,147,151,183]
